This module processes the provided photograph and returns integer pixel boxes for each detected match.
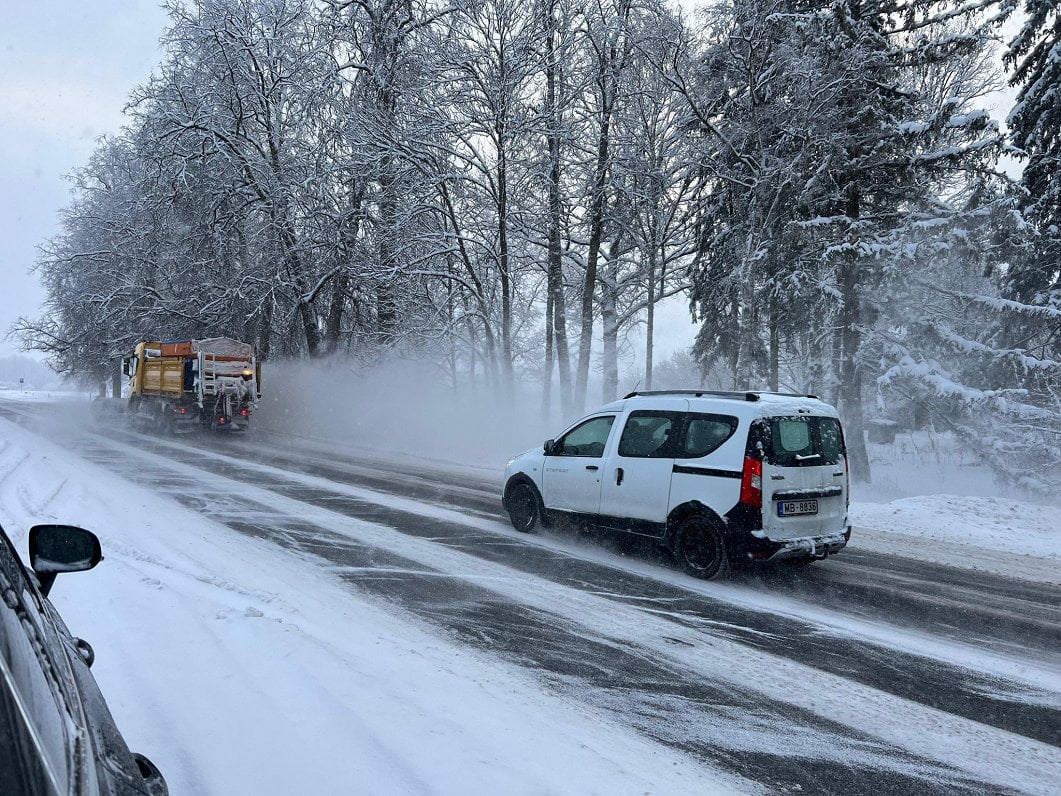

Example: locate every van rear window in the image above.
[750,417,845,466]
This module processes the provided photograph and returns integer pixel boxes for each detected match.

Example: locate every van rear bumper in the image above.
[734,526,848,564]
[750,526,851,561]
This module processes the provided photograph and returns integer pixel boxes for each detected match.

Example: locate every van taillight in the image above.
[740,456,762,508]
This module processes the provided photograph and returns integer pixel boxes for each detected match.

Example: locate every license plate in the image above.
[778,499,818,517]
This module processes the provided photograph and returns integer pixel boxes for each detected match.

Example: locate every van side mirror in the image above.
[543,439,555,455]
[29,525,103,597]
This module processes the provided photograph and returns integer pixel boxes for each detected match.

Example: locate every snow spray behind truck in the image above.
[123,338,261,432]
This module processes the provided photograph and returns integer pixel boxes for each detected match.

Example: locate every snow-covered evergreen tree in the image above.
[1001,0,1061,350]
[681,0,1005,482]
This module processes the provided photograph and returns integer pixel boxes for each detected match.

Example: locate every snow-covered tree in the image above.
[599,0,697,399]
[679,0,1005,481]
[429,0,547,397]
[1000,0,1061,352]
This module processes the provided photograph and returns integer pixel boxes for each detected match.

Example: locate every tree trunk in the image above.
[575,116,612,410]
[542,288,554,420]
[324,272,348,353]
[830,323,843,406]
[601,248,620,402]
[326,186,364,354]
[545,1,572,416]
[769,297,779,392]
[736,254,758,387]
[644,248,657,390]
[446,266,458,392]
[727,295,741,388]
[297,291,321,356]
[376,183,399,347]
[257,293,273,360]
[497,120,514,398]
[838,184,871,482]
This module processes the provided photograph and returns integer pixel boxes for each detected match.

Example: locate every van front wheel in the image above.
[507,482,542,533]
[676,515,729,579]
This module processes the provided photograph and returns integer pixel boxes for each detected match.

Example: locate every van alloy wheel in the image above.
[507,483,541,533]
[676,516,729,579]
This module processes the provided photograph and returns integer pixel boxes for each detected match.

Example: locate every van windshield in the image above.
[753,416,845,467]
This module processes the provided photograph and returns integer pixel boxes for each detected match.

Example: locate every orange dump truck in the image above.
[123,337,261,432]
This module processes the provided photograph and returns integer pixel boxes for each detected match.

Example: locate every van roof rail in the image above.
[622,390,819,401]
[622,390,760,401]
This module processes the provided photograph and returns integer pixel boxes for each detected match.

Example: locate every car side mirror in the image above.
[543,439,555,455]
[29,525,103,597]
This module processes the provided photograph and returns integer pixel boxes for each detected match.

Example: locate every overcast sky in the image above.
[0,1,169,357]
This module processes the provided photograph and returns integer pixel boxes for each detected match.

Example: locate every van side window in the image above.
[555,416,615,458]
[679,414,738,459]
[618,412,679,458]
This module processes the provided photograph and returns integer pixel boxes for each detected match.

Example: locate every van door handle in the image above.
[616,467,624,486]
[585,465,599,471]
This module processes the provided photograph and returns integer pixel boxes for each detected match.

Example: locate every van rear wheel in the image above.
[676,515,729,579]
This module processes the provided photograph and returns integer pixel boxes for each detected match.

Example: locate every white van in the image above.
[502,390,851,578]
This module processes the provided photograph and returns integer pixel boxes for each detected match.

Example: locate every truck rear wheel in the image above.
[156,402,175,435]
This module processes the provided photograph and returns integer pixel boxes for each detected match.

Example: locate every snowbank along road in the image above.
[1,396,1058,795]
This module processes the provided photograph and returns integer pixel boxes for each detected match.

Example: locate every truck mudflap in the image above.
[753,526,851,561]
[211,414,250,432]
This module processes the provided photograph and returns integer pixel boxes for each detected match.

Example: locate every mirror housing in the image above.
[74,637,95,668]
[132,753,167,792]
[543,439,555,455]
[29,525,103,597]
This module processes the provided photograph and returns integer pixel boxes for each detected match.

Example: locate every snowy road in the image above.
[2,396,1059,795]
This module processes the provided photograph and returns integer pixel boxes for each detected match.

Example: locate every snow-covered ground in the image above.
[851,433,1059,585]
[852,495,1059,585]
[1,390,1058,793]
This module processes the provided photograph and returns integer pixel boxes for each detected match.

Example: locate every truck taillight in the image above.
[240,408,249,416]
[739,456,762,508]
